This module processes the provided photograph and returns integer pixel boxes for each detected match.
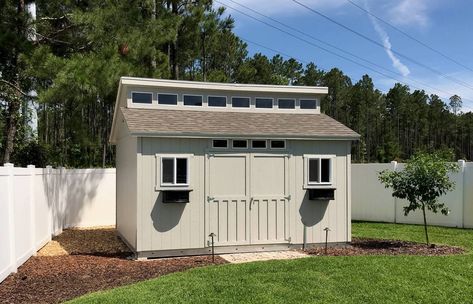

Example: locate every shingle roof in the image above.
[121,107,360,140]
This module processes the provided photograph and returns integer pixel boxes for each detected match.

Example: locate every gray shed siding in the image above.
[116,135,138,249]
[135,137,351,252]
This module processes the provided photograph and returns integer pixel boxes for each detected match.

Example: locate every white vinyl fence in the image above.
[352,161,473,228]
[0,164,115,283]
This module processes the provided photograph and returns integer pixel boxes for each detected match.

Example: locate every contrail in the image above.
[363,0,410,77]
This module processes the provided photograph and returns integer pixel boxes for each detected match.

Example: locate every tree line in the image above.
[1,0,471,168]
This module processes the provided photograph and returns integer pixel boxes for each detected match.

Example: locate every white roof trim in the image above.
[120,77,328,95]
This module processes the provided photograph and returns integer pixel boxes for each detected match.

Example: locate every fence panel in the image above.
[352,161,470,228]
[0,165,117,284]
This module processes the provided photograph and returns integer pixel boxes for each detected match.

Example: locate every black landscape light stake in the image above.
[324,227,331,255]
[209,233,216,263]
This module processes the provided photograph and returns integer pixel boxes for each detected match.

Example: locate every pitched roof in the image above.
[120,107,359,140]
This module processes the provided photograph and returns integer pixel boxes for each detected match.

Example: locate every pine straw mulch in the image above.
[305,237,465,256]
[0,227,227,304]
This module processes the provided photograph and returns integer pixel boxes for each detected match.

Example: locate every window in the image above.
[307,157,332,184]
[232,97,250,108]
[300,99,317,109]
[270,140,286,149]
[232,140,248,148]
[278,99,295,109]
[255,98,273,108]
[158,93,177,105]
[251,140,267,149]
[183,95,203,106]
[161,157,189,186]
[132,92,153,104]
[208,96,227,107]
[212,139,228,148]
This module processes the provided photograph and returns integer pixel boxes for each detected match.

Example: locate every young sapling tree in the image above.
[378,152,459,245]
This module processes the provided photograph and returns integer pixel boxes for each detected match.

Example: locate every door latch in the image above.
[284,195,291,201]
[207,196,215,202]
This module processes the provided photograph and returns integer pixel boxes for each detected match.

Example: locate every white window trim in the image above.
[299,98,318,110]
[157,92,178,106]
[156,154,193,189]
[231,96,251,108]
[277,98,296,109]
[131,91,154,104]
[232,139,248,149]
[270,139,286,150]
[183,94,204,107]
[207,95,228,108]
[303,154,335,188]
[211,139,229,149]
[255,97,274,109]
[251,139,267,149]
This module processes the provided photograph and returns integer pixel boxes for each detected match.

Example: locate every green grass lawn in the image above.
[68,222,473,304]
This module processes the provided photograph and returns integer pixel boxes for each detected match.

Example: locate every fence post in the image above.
[45,166,53,237]
[5,163,17,273]
[28,165,36,254]
[459,160,466,228]
[391,161,398,223]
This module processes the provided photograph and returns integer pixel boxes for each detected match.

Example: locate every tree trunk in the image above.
[171,0,179,79]
[422,203,429,245]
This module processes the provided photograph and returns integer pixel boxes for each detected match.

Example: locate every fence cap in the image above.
[4,163,14,168]
[27,165,36,169]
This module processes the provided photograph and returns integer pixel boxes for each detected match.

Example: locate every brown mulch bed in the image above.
[0,227,227,304]
[305,238,465,256]
[0,254,227,304]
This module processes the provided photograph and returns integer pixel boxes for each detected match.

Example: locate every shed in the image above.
[110,77,360,258]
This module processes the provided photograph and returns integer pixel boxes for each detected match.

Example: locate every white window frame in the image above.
[304,154,335,187]
[157,92,178,106]
[299,99,317,110]
[232,139,248,149]
[207,95,228,108]
[255,97,274,109]
[270,139,286,150]
[231,96,251,108]
[131,91,154,104]
[277,98,296,109]
[157,154,192,188]
[183,94,204,107]
[251,139,267,149]
[211,139,229,149]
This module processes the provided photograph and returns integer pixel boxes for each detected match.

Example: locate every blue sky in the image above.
[218,0,473,111]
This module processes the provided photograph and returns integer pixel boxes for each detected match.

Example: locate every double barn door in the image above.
[205,153,290,246]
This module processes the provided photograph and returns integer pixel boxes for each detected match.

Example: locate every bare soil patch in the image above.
[305,238,465,256]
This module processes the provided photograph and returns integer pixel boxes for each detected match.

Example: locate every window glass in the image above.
[252,140,267,149]
[132,92,153,104]
[212,139,228,148]
[278,99,295,109]
[321,159,331,182]
[232,140,248,148]
[176,158,188,184]
[232,97,250,108]
[208,96,227,107]
[255,98,273,108]
[162,158,174,184]
[270,140,286,149]
[309,159,320,183]
[300,99,316,109]
[158,94,177,105]
[183,95,203,106]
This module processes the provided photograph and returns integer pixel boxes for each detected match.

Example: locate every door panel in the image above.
[206,153,289,247]
[250,155,289,244]
[206,154,250,245]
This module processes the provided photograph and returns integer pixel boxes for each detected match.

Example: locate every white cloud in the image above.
[388,0,429,27]
[363,1,410,77]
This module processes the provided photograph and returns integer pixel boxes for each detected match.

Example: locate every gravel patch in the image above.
[221,250,309,263]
